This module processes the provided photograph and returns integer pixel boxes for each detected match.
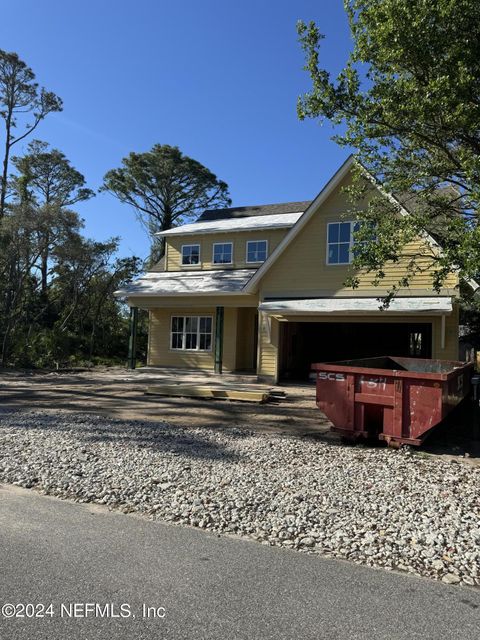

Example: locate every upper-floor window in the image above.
[182,244,200,266]
[212,242,233,265]
[326,221,361,265]
[171,316,212,351]
[246,240,268,263]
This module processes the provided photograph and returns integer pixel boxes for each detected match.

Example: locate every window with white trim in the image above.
[212,242,233,264]
[246,240,268,263]
[326,221,362,265]
[181,244,200,265]
[170,316,212,351]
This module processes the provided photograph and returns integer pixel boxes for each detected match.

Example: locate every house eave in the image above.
[114,289,252,299]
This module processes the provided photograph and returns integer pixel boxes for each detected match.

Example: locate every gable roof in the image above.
[243,154,479,295]
[243,155,356,293]
[156,211,303,237]
[198,201,312,222]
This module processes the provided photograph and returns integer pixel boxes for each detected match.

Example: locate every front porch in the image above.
[144,304,259,375]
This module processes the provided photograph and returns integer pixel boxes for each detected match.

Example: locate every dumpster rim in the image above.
[311,357,474,382]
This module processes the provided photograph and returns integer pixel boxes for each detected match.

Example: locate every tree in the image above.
[0,138,138,367]
[0,50,62,218]
[297,0,480,294]
[0,200,46,364]
[12,140,94,293]
[102,144,231,263]
[0,205,143,367]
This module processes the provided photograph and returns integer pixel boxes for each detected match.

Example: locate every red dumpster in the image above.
[312,356,474,446]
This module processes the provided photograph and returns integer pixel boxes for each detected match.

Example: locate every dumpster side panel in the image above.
[403,380,443,440]
[315,371,356,433]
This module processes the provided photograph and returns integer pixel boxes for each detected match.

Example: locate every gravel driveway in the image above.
[1,410,479,587]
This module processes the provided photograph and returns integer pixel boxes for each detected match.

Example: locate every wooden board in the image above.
[145,385,271,403]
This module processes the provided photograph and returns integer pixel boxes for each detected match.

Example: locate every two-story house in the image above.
[117,156,465,383]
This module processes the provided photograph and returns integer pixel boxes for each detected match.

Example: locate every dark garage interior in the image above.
[279,321,433,380]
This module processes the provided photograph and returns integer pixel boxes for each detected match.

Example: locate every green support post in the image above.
[127,306,138,369]
[214,306,224,374]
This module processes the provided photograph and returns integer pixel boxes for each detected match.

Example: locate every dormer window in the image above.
[213,242,233,265]
[246,240,268,263]
[182,244,200,266]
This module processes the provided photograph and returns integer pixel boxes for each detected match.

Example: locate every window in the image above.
[213,242,233,264]
[170,316,212,351]
[409,331,423,357]
[181,244,200,265]
[246,240,268,263]
[326,221,363,265]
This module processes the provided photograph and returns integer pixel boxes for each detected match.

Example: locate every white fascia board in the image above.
[114,289,251,298]
[243,155,356,293]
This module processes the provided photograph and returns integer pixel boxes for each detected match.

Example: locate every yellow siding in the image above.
[433,304,459,360]
[148,307,241,371]
[149,308,215,369]
[258,173,458,298]
[130,294,258,310]
[165,229,288,271]
[257,313,280,382]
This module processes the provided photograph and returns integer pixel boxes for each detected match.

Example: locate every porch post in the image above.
[127,306,138,369]
[215,306,224,374]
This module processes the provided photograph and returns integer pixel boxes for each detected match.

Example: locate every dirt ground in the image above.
[0,366,332,437]
[1,366,479,464]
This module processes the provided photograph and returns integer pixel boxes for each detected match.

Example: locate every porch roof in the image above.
[115,268,256,298]
[258,297,453,316]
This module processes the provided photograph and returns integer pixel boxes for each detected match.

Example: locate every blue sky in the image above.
[1,1,352,261]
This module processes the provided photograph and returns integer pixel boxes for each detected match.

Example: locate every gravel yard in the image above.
[1,409,479,587]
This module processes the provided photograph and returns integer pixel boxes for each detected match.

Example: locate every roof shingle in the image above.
[197,200,312,222]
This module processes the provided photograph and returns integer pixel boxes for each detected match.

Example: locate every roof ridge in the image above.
[202,199,312,213]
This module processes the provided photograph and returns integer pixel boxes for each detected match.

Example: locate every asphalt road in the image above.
[0,484,479,640]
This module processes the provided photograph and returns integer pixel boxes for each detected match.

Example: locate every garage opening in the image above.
[279,321,432,381]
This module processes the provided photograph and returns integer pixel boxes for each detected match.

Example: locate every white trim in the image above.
[181,243,201,266]
[124,290,250,298]
[212,241,233,265]
[244,155,355,292]
[246,239,269,264]
[258,297,453,316]
[170,314,213,351]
